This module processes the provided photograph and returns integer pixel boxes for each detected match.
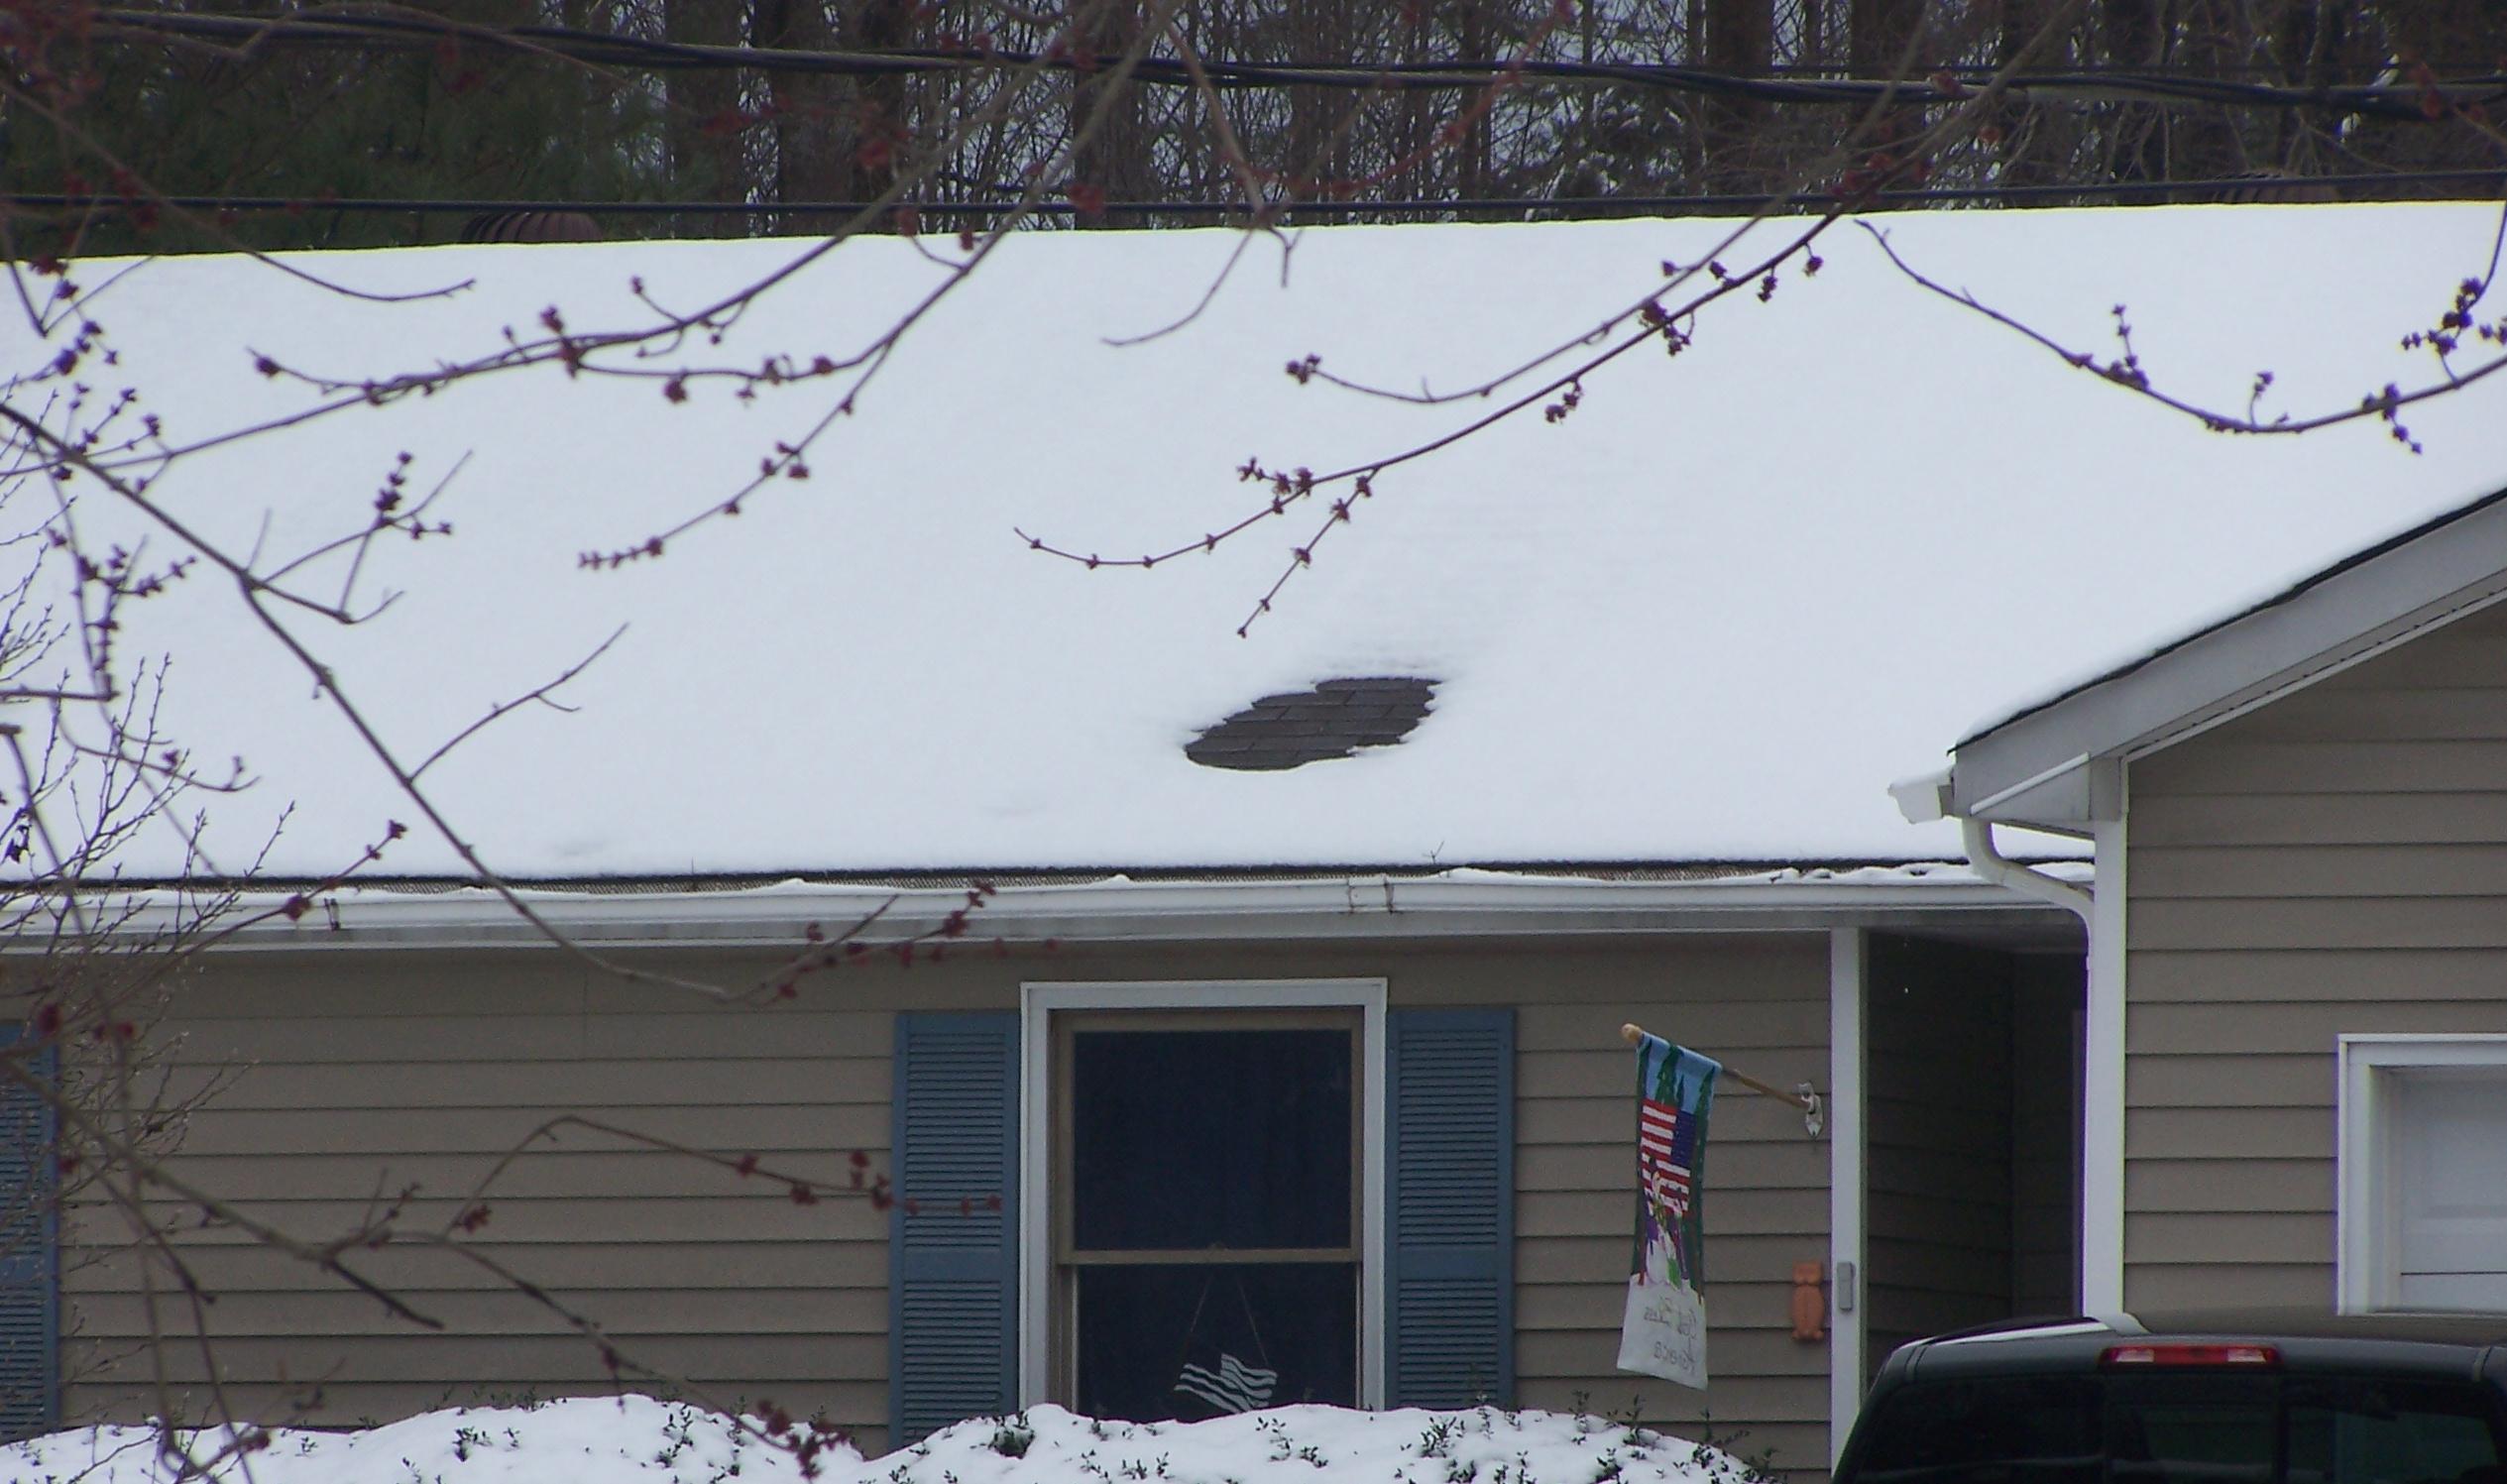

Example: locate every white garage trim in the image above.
[2336,1034,2507,1314]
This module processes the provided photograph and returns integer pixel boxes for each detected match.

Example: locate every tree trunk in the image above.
[665,0,752,233]
[2168,0,2251,186]
[2096,0,2167,196]
[1286,0,1351,197]
[1847,0,1923,74]
[1994,0,2065,190]
[1698,0,1772,197]
[1068,0,1157,226]
[750,0,921,232]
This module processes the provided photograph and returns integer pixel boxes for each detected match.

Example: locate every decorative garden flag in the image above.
[1617,1031,1720,1388]
[1175,1350,1278,1415]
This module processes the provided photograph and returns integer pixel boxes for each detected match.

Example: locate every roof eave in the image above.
[1948,491,2507,830]
[54,870,2082,953]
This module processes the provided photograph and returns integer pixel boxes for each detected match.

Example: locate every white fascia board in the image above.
[1951,494,2507,828]
[43,869,2079,953]
[1965,755,2116,834]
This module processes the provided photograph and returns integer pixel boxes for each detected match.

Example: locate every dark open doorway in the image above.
[1865,935,2086,1380]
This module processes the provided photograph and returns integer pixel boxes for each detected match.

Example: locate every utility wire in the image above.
[15,168,2504,223]
[91,8,2507,120]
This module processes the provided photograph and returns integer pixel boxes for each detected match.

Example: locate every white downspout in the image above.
[1960,817,2091,921]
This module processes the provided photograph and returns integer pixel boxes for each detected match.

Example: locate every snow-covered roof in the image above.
[24,202,2507,879]
[1961,469,2507,753]
[1939,480,2507,826]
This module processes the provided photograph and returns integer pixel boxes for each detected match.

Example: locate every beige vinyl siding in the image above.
[64,934,1834,1473]
[2123,598,2507,1312]
[61,950,905,1432]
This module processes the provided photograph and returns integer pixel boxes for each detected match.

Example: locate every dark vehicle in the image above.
[1834,1313,2507,1484]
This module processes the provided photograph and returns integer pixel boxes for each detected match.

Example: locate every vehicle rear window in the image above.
[1854,1377,2102,1484]
[1851,1375,2507,1484]
[2287,1378,2506,1484]
[2107,1374,2277,1484]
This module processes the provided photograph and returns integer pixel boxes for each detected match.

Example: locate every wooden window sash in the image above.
[1062,1246,1360,1267]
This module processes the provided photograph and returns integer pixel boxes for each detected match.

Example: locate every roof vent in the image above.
[1186,677,1438,771]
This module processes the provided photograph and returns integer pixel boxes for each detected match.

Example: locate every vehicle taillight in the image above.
[2100,1343,2281,1368]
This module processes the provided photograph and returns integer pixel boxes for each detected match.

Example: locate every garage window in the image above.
[2337,1036,2507,1313]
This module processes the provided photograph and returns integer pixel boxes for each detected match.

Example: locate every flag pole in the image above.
[1621,1022,1824,1134]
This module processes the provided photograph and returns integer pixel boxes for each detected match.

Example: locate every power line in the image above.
[91,8,2507,120]
[15,168,2504,226]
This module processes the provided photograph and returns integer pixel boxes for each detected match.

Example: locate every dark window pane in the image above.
[1074,1263,1357,1421]
[1853,1373,2507,1484]
[2106,1376,2278,1484]
[1072,1029,1352,1251]
[2286,1378,2507,1484]
[1854,1377,2104,1484]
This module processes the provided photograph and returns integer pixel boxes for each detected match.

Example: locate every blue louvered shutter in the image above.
[0,1025,57,1442]
[889,1013,1019,1444]
[1385,1008,1515,1408]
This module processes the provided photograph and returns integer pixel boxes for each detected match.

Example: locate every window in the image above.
[1058,1015,1360,1418]
[1019,981,1388,1414]
[2337,1036,2507,1313]
[888,992,1512,1443]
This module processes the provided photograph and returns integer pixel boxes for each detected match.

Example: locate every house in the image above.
[3,201,2504,1472]
[1901,482,2507,1324]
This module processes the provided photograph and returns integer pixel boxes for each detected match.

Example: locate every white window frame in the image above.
[1017,978,1388,1409]
[2335,1033,2507,1313]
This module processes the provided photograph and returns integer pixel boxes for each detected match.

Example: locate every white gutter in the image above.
[1893,769,2092,920]
[25,866,2076,953]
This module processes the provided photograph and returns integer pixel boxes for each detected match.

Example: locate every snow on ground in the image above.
[3,1398,1764,1484]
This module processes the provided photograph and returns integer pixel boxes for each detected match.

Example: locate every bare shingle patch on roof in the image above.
[1187,677,1437,771]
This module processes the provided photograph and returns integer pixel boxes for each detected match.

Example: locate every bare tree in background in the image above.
[11,0,2504,257]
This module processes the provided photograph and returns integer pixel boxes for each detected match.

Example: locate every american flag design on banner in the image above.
[1619,1030,1719,1388]
[1639,1095,1696,1224]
